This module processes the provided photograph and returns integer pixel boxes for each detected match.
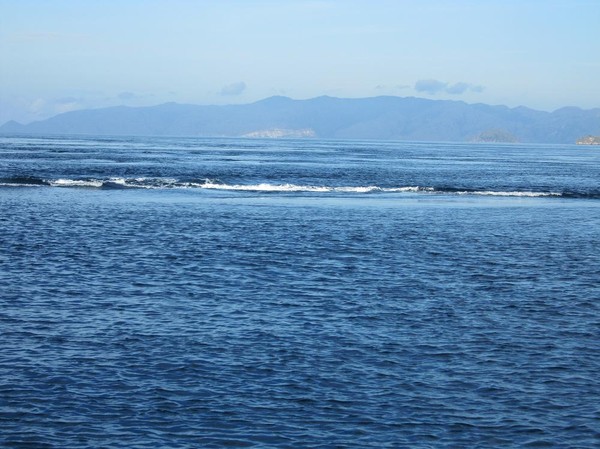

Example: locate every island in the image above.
[470,128,518,143]
[242,128,316,138]
[576,135,600,145]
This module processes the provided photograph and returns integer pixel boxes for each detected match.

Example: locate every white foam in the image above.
[332,186,379,193]
[38,178,562,198]
[200,182,330,192]
[197,182,432,193]
[104,177,127,186]
[50,177,137,188]
[384,186,435,193]
[51,179,104,188]
[128,178,180,189]
[460,190,561,197]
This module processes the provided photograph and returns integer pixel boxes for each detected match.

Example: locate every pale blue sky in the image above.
[1,0,599,123]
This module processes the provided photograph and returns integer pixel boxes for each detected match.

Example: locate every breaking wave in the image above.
[198,181,433,193]
[1,176,597,198]
[456,190,560,197]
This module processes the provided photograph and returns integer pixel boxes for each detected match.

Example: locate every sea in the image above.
[1,135,599,448]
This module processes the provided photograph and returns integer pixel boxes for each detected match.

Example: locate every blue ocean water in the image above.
[1,135,599,448]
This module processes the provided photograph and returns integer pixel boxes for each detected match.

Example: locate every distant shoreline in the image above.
[576,135,600,145]
[1,96,599,145]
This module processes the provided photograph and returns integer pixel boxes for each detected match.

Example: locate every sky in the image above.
[1,0,599,124]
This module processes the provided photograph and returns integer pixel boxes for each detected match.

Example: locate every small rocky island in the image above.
[242,128,316,138]
[471,129,518,143]
[576,135,600,145]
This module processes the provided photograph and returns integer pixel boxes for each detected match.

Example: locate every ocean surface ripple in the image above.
[1,136,599,448]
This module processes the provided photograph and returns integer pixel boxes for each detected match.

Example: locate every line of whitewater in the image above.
[0,176,570,197]
[49,178,435,193]
[200,181,431,193]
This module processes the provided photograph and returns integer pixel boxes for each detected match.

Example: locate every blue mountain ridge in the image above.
[1,95,599,143]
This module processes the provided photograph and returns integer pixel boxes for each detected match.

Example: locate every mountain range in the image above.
[1,95,599,143]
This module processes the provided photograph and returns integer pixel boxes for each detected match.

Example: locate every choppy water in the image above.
[1,135,599,448]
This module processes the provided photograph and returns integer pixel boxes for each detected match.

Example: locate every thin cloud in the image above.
[220,82,247,96]
[446,82,485,94]
[415,79,447,95]
[445,82,470,95]
[51,97,80,114]
[415,79,484,95]
[28,97,82,117]
[118,91,138,101]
